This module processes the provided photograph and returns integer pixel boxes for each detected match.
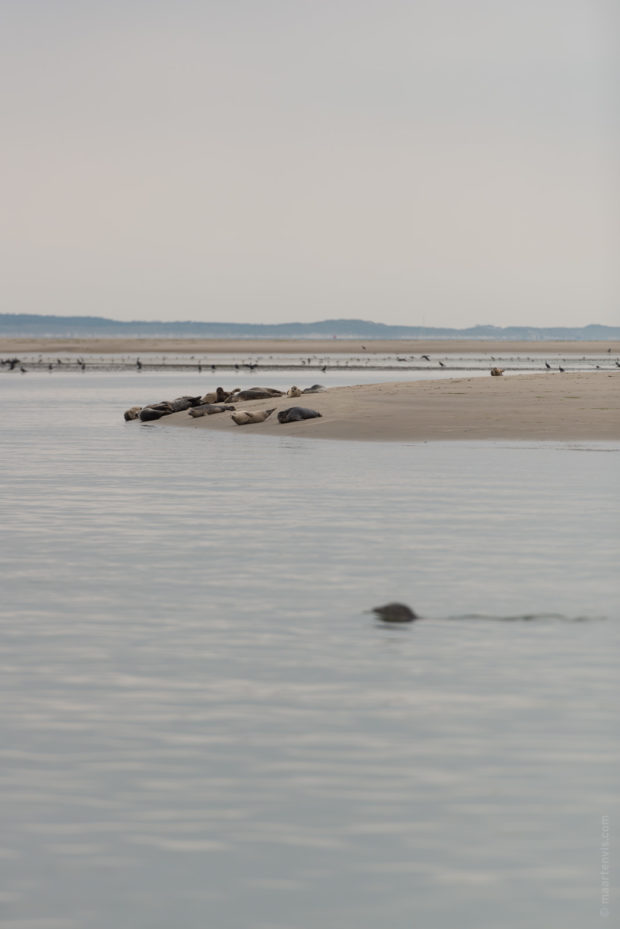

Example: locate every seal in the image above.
[277,407,322,424]
[302,384,324,393]
[232,388,283,401]
[123,406,142,421]
[371,602,418,623]
[189,404,236,417]
[231,408,276,425]
[490,367,505,376]
[287,386,302,397]
[138,395,202,421]
[200,387,232,404]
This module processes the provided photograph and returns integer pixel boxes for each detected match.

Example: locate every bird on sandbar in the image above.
[370,602,419,623]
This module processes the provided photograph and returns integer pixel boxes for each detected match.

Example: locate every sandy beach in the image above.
[146,371,619,442]
[4,337,620,355]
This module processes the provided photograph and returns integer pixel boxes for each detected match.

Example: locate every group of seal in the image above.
[124,395,203,421]
[124,384,325,427]
[231,406,322,426]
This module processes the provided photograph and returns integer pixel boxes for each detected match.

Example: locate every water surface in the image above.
[1,371,618,929]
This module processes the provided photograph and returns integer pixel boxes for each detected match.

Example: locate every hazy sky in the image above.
[3,0,618,327]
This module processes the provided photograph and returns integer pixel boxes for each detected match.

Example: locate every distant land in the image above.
[1,314,619,341]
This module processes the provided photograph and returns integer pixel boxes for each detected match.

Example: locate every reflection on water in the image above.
[0,371,618,929]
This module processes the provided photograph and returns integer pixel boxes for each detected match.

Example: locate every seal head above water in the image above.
[371,602,418,623]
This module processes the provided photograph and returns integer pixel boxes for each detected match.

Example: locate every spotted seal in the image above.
[277,407,322,424]
[231,408,276,425]
[189,404,236,418]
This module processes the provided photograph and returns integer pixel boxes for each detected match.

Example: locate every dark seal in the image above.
[138,395,202,421]
[277,407,322,424]
[232,388,284,401]
[371,603,418,623]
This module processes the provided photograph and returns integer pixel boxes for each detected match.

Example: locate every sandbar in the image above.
[149,372,619,442]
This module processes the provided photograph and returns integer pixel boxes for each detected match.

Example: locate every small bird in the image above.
[559,366,565,372]
[421,355,430,361]
[545,361,552,369]
[438,360,445,367]
[371,602,418,623]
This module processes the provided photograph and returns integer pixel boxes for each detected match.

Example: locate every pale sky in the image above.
[2,0,619,328]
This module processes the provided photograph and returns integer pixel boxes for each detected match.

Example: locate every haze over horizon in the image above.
[3,1,619,329]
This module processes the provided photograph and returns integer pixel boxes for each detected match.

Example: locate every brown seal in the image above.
[231,408,276,425]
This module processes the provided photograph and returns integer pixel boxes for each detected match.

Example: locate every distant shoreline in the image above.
[3,337,620,355]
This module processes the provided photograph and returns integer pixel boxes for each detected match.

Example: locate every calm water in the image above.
[1,369,618,929]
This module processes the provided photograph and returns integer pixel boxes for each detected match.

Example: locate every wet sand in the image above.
[150,371,619,442]
[3,337,620,355]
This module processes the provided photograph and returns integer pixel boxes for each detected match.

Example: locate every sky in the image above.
[2,0,619,328]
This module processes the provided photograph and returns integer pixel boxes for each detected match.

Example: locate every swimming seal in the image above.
[371,603,418,623]
[231,408,276,425]
[277,407,322,424]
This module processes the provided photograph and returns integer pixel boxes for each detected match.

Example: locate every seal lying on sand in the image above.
[232,387,283,401]
[302,384,324,393]
[189,404,236,417]
[200,386,233,404]
[231,408,276,425]
[277,407,322,424]
[138,396,202,421]
[124,406,142,421]
[371,603,418,623]
[287,386,302,397]
[490,367,505,376]
[141,396,202,420]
